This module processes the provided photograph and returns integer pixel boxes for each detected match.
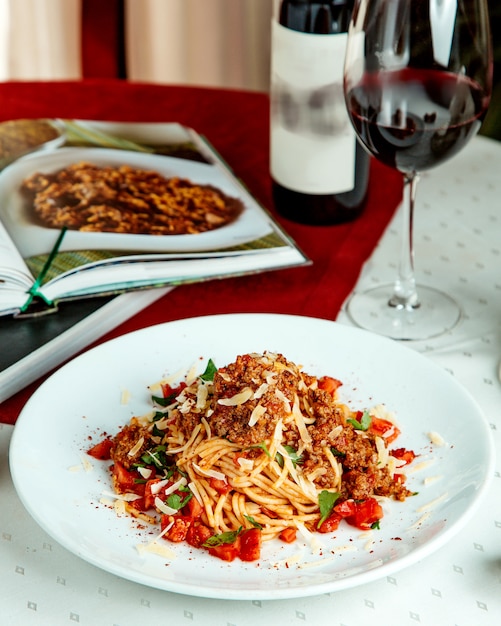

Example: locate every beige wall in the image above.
[0,0,81,80]
[0,0,271,91]
[125,0,272,91]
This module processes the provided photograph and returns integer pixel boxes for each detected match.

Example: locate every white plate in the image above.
[0,148,272,257]
[9,314,494,600]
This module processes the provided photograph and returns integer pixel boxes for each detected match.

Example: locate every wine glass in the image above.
[343,0,493,340]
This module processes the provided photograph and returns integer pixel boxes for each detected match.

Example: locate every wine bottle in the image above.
[270,0,370,225]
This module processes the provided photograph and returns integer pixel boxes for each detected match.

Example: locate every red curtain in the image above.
[81,0,125,78]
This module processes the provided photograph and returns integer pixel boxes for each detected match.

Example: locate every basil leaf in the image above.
[317,490,341,528]
[203,527,242,547]
[248,442,271,458]
[200,359,217,382]
[347,410,372,431]
[276,445,303,468]
[244,515,263,530]
[330,447,346,458]
[152,393,177,407]
[166,492,192,510]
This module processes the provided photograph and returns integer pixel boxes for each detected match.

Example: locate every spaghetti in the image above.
[89,352,416,562]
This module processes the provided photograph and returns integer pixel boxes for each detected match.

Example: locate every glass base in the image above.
[345,284,461,341]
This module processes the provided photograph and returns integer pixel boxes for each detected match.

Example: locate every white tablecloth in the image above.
[1,136,500,625]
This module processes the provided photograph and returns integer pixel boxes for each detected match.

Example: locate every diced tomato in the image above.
[318,376,342,396]
[317,512,342,533]
[161,381,186,401]
[333,499,357,518]
[369,417,401,444]
[207,537,241,562]
[344,498,384,530]
[112,462,139,492]
[143,478,164,510]
[239,528,262,562]
[161,515,192,542]
[186,522,213,549]
[183,495,204,519]
[279,527,297,543]
[87,437,113,460]
[391,448,416,465]
[209,477,232,495]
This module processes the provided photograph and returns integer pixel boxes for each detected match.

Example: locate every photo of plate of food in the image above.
[9,314,494,600]
[0,147,273,258]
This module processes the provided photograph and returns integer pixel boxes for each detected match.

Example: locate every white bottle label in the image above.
[270,21,356,195]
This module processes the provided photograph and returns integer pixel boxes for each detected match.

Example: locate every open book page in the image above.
[0,121,307,314]
[0,218,34,313]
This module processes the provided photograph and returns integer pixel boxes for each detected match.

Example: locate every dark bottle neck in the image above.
[279,1,352,34]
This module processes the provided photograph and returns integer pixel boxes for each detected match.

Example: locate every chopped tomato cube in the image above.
[209,477,232,495]
[317,512,342,533]
[369,417,400,444]
[279,527,297,543]
[186,522,213,549]
[207,537,241,562]
[143,478,164,510]
[112,462,139,492]
[161,382,186,401]
[391,448,416,465]
[239,528,262,561]
[161,515,192,542]
[345,498,384,530]
[183,495,204,519]
[318,376,342,396]
[87,437,113,460]
[333,499,357,518]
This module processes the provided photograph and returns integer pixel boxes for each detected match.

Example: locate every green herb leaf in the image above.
[203,527,242,547]
[371,520,381,530]
[166,492,192,510]
[243,515,263,530]
[347,410,372,431]
[151,393,177,407]
[200,359,217,382]
[248,442,271,458]
[276,445,303,468]
[317,490,341,528]
[330,447,346,458]
[141,445,169,469]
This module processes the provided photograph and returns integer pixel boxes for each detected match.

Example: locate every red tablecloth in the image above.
[0,79,402,423]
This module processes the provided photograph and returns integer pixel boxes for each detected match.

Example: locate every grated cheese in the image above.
[193,463,226,481]
[217,387,254,406]
[120,389,131,405]
[274,388,291,413]
[154,496,178,515]
[292,394,312,449]
[101,489,142,502]
[427,431,446,446]
[248,404,266,427]
[137,466,153,480]
[253,383,269,399]
[127,436,145,457]
[237,457,254,471]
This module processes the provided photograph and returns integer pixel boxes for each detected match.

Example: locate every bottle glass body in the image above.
[270,0,370,225]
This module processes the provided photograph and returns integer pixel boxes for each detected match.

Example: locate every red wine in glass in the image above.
[343,0,493,340]
[347,68,489,174]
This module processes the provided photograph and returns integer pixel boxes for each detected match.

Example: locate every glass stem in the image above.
[389,173,420,310]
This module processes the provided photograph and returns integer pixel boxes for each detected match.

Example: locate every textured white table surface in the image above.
[1,136,500,625]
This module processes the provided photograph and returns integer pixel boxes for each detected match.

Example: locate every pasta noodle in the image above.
[91,351,415,562]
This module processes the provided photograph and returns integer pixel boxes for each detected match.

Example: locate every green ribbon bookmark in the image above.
[19,227,67,314]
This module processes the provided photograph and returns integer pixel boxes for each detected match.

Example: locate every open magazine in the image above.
[0,119,309,318]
